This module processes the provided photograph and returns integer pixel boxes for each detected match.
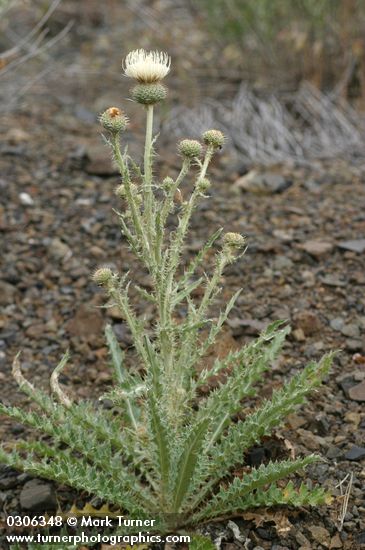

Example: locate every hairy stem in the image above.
[144,104,154,241]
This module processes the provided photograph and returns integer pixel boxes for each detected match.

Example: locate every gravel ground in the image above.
[1,2,365,549]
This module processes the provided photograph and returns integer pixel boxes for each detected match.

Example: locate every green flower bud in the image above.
[131,83,167,105]
[202,129,225,149]
[222,232,246,263]
[178,139,203,159]
[162,176,174,191]
[115,183,138,199]
[223,232,246,249]
[115,184,126,198]
[196,177,211,192]
[92,267,114,286]
[99,107,129,134]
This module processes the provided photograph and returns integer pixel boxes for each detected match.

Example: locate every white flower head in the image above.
[123,49,171,83]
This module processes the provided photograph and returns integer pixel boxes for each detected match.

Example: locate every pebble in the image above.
[343,446,365,461]
[345,339,363,351]
[338,239,365,254]
[298,240,334,257]
[19,192,34,206]
[0,475,18,490]
[273,229,294,242]
[321,275,346,287]
[234,170,292,194]
[307,525,331,546]
[6,128,31,144]
[48,238,72,261]
[295,531,311,547]
[330,317,344,331]
[0,281,18,306]
[84,144,118,176]
[297,428,327,451]
[348,380,365,402]
[66,304,104,338]
[329,534,343,548]
[294,310,322,336]
[272,255,293,270]
[341,323,360,339]
[326,445,342,459]
[20,480,57,512]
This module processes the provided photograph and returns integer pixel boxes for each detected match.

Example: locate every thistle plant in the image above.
[0,50,333,533]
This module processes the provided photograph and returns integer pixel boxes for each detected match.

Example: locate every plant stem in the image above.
[144,104,154,240]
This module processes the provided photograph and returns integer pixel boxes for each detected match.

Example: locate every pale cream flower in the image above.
[123,49,171,83]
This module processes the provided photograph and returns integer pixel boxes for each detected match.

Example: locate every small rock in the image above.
[294,310,322,336]
[89,245,106,258]
[234,170,292,194]
[0,475,18,490]
[326,445,342,459]
[106,305,124,320]
[345,339,363,351]
[329,534,343,549]
[49,238,72,261]
[344,411,362,427]
[337,377,356,397]
[20,480,57,512]
[348,380,365,402]
[295,531,311,548]
[341,323,360,339]
[6,128,31,144]
[25,323,48,339]
[113,323,133,346]
[343,446,365,461]
[307,525,331,546]
[19,192,34,206]
[297,428,327,451]
[330,317,345,331]
[66,304,104,338]
[273,229,294,242]
[338,239,365,254]
[287,413,307,429]
[85,144,118,176]
[293,328,306,342]
[298,240,334,258]
[272,255,293,270]
[0,281,18,306]
[321,275,346,287]
[226,317,266,336]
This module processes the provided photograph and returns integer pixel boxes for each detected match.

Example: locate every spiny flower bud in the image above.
[115,183,138,199]
[115,184,126,198]
[135,194,142,207]
[162,176,174,191]
[223,233,246,263]
[223,232,246,249]
[196,177,211,192]
[92,267,114,286]
[131,83,167,105]
[202,129,225,149]
[99,107,129,134]
[178,139,202,159]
